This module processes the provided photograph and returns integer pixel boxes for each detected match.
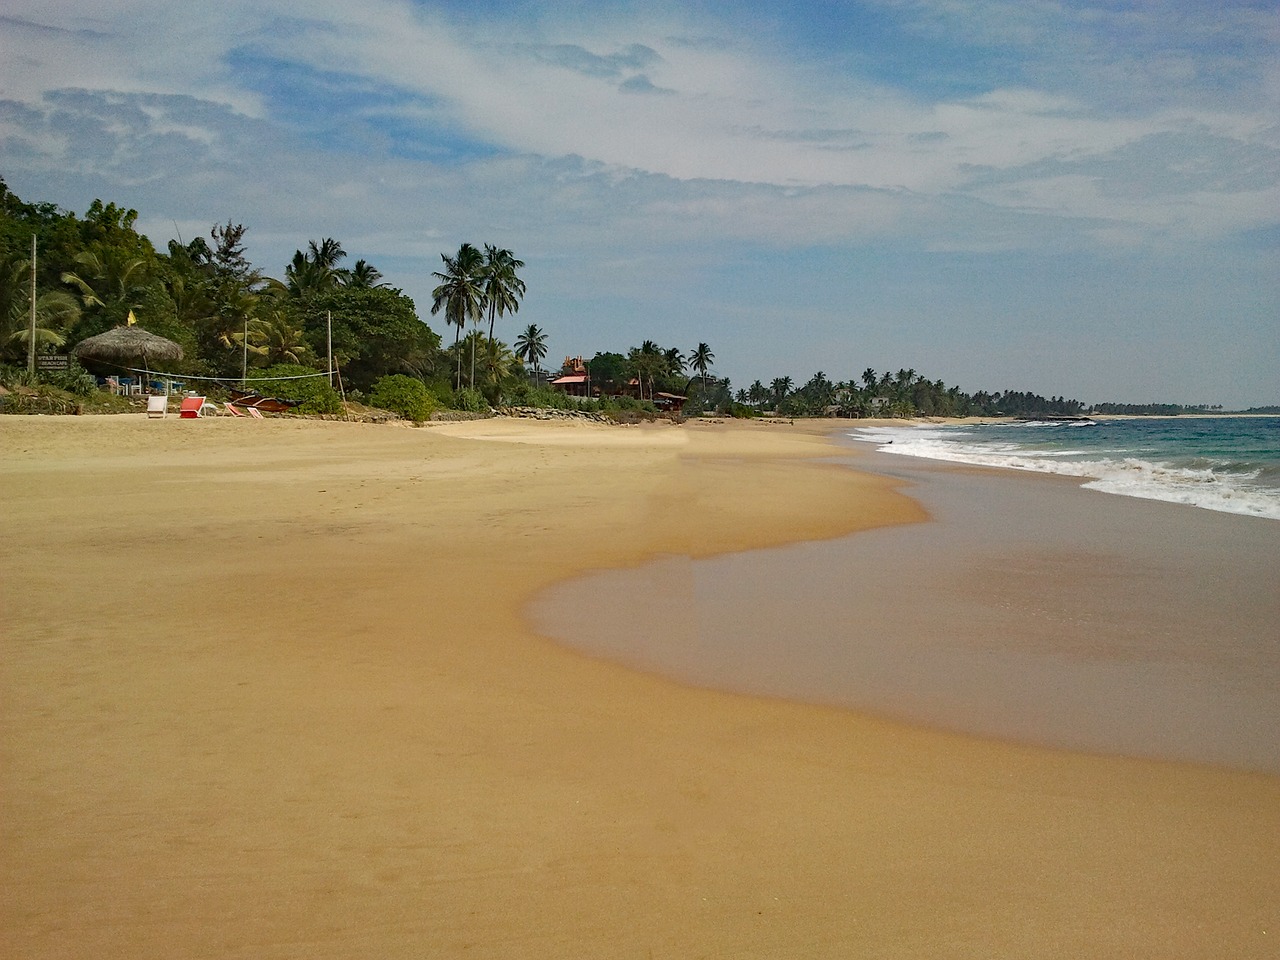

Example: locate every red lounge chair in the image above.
[246,407,265,419]
[179,396,205,418]
[224,402,247,417]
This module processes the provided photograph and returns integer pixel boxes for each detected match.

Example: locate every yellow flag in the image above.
[127,309,137,326]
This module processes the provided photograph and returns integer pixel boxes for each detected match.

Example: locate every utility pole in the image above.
[28,234,37,373]
[327,310,333,387]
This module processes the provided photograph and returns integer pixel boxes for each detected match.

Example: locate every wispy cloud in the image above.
[1,0,1276,405]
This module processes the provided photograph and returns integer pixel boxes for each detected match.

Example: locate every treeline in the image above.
[6,182,1226,421]
[719,370,1088,419]
[1091,402,1221,416]
[0,180,491,408]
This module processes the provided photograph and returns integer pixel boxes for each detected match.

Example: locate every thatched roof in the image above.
[71,326,184,366]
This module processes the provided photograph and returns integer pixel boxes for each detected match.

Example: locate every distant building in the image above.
[550,356,591,397]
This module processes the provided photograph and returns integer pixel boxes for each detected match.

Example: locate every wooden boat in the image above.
[228,388,303,413]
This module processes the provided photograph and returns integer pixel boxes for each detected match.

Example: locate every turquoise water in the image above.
[851,416,1280,520]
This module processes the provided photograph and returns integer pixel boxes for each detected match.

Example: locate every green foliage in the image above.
[452,387,489,412]
[504,380,588,410]
[585,351,627,392]
[45,361,98,397]
[297,286,439,391]
[0,359,98,397]
[370,374,436,422]
[247,363,343,415]
[600,395,656,415]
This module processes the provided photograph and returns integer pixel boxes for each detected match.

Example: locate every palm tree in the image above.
[309,238,347,272]
[664,347,685,377]
[514,323,548,378]
[0,255,80,361]
[61,248,150,321]
[431,243,486,390]
[690,342,714,391]
[770,376,793,411]
[478,338,516,401]
[343,259,385,289]
[285,238,347,296]
[235,310,311,367]
[480,245,525,344]
[627,341,665,401]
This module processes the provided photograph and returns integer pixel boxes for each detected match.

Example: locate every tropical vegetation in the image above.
[2,180,1231,421]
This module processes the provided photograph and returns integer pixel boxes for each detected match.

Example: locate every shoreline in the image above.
[4,414,1278,958]
[532,426,1280,773]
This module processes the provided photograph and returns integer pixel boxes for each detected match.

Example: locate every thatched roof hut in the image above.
[72,326,184,371]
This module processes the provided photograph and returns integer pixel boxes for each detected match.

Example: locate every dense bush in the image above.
[369,374,436,422]
[503,380,596,410]
[44,361,97,397]
[600,395,655,414]
[452,387,489,413]
[0,361,96,397]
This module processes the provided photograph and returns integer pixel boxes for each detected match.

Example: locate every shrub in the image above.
[369,374,436,423]
[452,387,489,413]
[44,361,98,397]
[504,380,599,410]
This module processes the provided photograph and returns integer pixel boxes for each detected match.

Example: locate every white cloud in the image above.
[4,0,1276,246]
[2,1,1277,405]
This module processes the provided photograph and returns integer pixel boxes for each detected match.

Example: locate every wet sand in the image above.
[532,442,1280,772]
[3,414,1278,959]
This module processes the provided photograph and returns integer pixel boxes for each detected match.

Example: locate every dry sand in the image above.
[2,413,1277,959]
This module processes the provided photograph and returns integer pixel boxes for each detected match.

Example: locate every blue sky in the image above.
[2,0,1277,406]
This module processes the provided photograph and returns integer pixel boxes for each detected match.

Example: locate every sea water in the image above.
[850,416,1280,520]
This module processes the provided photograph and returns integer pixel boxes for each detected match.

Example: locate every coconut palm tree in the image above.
[431,243,486,390]
[480,245,525,344]
[0,255,81,361]
[690,342,714,390]
[285,238,347,296]
[770,376,793,411]
[235,310,312,367]
[478,337,516,401]
[343,259,385,289]
[514,323,548,378]
[61,247,150,322]
[664,347,685,377]
[627,341,665,401]
[309,238,347,273]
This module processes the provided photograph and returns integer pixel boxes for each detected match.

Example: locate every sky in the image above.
[2,0,1277,407]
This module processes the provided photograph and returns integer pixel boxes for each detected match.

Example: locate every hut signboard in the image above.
[36,354,70,371]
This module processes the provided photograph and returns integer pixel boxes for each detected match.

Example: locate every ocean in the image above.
[531,417,1280,772]
[849,416,1280,521]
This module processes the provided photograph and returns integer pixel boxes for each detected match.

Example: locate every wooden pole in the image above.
[327,311,333,387]
[28,234,37,373]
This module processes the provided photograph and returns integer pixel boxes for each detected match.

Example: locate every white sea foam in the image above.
[849,425,1280,520]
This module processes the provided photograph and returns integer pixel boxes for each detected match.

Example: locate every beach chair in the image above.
[146,395,169,419]
[224,402,247,417]
[246,406,265,419]
[179,396,209,419]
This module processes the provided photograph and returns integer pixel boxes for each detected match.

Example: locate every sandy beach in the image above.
[3,413,1277,959]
